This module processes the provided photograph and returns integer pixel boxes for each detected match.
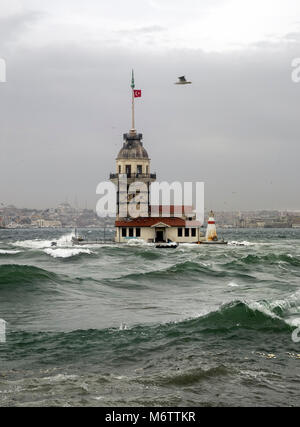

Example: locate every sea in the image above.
[0,227,299,407]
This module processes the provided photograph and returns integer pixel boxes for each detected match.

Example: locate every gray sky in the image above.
[1,0,300,211]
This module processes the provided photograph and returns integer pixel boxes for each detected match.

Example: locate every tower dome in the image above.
[117,133,149,160]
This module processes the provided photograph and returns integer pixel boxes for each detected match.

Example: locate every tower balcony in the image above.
[110,173,156,180]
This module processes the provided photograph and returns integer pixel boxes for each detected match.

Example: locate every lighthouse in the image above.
[205,210,218,241]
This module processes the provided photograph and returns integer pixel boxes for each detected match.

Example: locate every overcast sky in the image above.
[1,0,300,211]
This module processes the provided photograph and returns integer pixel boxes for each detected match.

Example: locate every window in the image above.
[185,228,189,237]
[129,227,134,237]
[137,165,142,174]
[122,228,127,237]
[178,228,183,237]
[118,165,121,174]
[136,228,141,237]
[191,228,196,237]
[126,165,131,175]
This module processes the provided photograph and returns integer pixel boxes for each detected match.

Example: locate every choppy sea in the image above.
[0,228,299,407]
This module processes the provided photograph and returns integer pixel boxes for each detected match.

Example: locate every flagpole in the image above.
[131,70,135,133]
[132,87,135,131]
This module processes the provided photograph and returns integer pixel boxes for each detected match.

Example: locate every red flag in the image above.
[134,89,141,98]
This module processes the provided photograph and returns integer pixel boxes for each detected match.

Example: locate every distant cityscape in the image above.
[0,203,114,229]
[216,210,300,229]
[1,203,300,229]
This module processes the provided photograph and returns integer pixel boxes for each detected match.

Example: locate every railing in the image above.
[110,173,156,180]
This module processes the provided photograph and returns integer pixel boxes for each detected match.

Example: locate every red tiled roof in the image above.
[115,217,186,227]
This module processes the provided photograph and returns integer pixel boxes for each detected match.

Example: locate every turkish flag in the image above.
[134,89,142,98]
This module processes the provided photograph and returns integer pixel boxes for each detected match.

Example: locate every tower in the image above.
[109,71,156,220]
[205,210,218,241]
[109,72,203,244]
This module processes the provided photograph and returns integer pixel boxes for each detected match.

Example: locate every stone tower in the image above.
[110,72,156,219]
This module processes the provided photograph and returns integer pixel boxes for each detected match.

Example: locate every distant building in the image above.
[31,219,62,228]
[291,217,300,228]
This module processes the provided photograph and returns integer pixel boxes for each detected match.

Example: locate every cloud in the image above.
[0,10,42,50]
[1,36,300,210]
[2,0,300,53]
[282,31,300,42]
[1,1,300,210]
[117,25,167,35]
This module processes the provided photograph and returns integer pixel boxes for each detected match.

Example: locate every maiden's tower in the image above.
[110,72,203,243]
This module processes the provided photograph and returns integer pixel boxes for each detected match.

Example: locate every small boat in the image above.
[155,241,178,249]
[200,239,228,245]
[72,228,85,245]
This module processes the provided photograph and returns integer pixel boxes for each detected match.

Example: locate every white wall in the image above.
[115,226,204,243]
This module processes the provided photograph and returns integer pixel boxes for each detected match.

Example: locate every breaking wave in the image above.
[44,248,94,259]
[4,299,296,360]
[0,249,22,255]
[268,291,300,319]
[14,232,75,250]
[228,241,257,246]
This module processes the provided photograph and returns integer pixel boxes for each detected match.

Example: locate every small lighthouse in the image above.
[205,210,218,241]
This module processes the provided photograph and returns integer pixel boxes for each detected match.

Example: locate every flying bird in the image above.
[175,76,192,85]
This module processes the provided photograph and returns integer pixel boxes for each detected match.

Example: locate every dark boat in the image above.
[155,241,178,249]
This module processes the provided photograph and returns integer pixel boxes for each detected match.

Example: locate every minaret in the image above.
[110,71,156,219]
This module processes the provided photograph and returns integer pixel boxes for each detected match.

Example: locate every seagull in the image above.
[175,76,192,85]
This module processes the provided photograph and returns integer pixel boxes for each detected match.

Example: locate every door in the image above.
[155,230,164,242]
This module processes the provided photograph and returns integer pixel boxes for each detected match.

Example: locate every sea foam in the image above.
[0,249,22,255]
[14,232,75,249]
[44,248,94,258]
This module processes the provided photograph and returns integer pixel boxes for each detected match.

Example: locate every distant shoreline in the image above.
[1,226,300,230]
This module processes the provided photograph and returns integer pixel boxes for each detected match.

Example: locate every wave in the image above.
[229,241,257,246]
[195,300,287,331]
[126,239,149,246]
[227,281,239,287]
[4,299,295,362]
[14,232,75,250]
[0,264,60,286]
[44,248,94,259]
[113,260,255,282]
[141,365,229,386]
[225,253,300,268]
[0,249,22,255]
[268,291,300,318]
